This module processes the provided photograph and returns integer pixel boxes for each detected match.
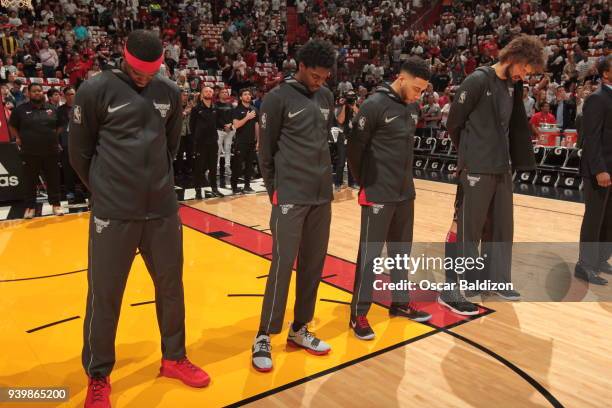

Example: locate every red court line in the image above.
[179,205,489,329]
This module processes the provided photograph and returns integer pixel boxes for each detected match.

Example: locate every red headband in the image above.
[123,45,163,74]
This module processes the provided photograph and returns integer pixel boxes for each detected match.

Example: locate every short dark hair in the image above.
[239,88,252,97]
[296,39,336,69]
[498,35,545,71]
[28,83,42,92]
[63,85,75,94]
[126,29,163,62]
[47,88,59,98]
[597,54,612,77]
[400,57,432,81]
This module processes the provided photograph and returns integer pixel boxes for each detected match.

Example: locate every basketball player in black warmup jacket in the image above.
[70,30,209,408]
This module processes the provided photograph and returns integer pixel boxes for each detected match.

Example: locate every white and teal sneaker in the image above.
[287,324,331,355]
[252,334,273,372]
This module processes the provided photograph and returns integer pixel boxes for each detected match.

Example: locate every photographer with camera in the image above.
[334,90,359,190]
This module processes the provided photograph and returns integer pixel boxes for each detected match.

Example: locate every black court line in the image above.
[321,274,338,279]
[208,231,232,238]
[0,268,87,283]
[248,225,260,228]
[224,329,440,408]
[256,274,268,279]
[131,300,155,307]
[181,207,503,405]
[415,186,583,218]
[437,327,564,408]
[263,252,273,257]
[227,294,264,297]
[320,298,350,305]
[26,316,80,333]
[260,228,271,232]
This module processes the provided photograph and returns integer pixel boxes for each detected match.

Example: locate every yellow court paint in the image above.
[0,214,434,407]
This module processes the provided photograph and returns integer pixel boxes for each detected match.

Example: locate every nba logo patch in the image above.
[73,105,82,124]
[320,108,329,120]
[260,113,267,129]
[358,116,366,130]
[280,204,293,215]
[459,91,467,104]
[372,204,384,215]
[411,114,418,125]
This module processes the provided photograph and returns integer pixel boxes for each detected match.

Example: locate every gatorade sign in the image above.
[0,143,23,202]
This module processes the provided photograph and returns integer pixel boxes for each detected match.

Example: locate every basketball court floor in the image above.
[1,178,610,407]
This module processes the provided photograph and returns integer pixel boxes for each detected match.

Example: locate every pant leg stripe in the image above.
[86,225,95,376]
[354,211,370,316]
[265,214,281,333]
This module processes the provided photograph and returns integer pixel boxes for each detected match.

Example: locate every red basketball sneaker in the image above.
[160,357,210,388]
[84,376,111,408]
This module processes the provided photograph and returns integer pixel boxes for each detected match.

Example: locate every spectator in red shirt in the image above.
[530,102,556,137]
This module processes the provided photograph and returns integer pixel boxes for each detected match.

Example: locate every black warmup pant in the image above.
[20,152,61,207]
[578,178,612,269]
[456,171,514,285]
[231,143,256,190]
[259,202,331,334]
[82,212,186,377]
[334,139,354,187]
[193,145,218,190]
[445,183,494,283]
[351,199,414,317]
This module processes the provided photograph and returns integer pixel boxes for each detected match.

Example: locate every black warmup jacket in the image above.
[257,76,335,205]
[446,66,535,174]
[347,84,419,203]
[69,69,183,220]
[580,85,612,178]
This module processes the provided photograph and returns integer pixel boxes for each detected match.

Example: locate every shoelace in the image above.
[356,315,370,329]
[298,326,315,341]
[90,378,108,402]
[177,357,199,372]
[256,338,271,352]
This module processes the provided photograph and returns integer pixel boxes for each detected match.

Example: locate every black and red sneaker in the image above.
[389,302,432,322]
[349,315,375,340]
[84,376,111,408]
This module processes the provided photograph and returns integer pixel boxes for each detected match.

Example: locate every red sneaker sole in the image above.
[159,370,210,388]
[286,339,330,356]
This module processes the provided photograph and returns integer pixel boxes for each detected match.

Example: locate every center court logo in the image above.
[0,161,19,187]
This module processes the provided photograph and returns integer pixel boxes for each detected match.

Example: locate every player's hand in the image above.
[246,111,256,120]
[596,172,612,188]
[15,138,21,147]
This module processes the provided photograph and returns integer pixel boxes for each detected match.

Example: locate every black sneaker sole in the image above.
[437,296,480,316]
[389,309,432,323]
[349,324,375,340]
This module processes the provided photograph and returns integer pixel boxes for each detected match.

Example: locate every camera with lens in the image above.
[345,91,357,105]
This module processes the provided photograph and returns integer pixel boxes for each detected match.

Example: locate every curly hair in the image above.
[498,35,545,71]
[296,39,336,69]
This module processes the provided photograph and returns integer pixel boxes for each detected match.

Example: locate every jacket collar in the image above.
[375,83,406,105]
[283,75,314,97]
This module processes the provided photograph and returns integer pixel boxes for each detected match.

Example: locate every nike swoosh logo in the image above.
[350,321,357,328]
[288,108,306,118]
[486,91,492,96]
[107,103,130,113]
[385,115,399,123]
